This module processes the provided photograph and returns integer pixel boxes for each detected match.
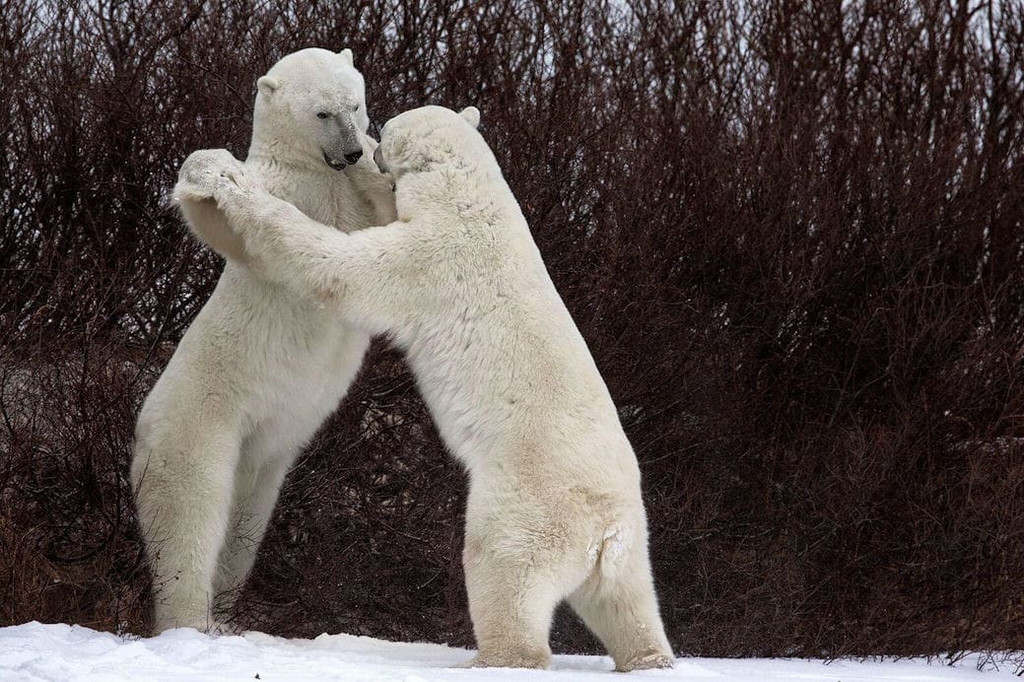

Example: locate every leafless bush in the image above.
[1,0,1022,658]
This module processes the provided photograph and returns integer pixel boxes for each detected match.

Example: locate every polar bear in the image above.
[175,105,674,670]
[131,47,396,634]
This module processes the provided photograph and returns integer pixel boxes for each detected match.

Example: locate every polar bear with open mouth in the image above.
[132,47,395,634]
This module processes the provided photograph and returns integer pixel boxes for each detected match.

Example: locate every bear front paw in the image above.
[176,149,256,204]
[179,148,237,185]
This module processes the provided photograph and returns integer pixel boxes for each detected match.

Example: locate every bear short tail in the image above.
[591,525,629,582]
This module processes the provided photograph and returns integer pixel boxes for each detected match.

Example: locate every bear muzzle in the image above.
[322,148,363,171]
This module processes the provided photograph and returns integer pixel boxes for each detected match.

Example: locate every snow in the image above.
[0,622,1018,682]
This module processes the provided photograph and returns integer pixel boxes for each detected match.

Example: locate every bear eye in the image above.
[317,111,330,119]
[352,104,360,112]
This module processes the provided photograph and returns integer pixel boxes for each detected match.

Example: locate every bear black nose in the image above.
[344,149,363,164]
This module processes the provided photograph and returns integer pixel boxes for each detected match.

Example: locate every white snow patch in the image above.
[0,622,1019,681]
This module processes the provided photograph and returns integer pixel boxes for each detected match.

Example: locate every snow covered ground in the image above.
[0,621,1019,682]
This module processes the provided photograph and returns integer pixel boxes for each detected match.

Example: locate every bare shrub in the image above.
[1,0,1022,657]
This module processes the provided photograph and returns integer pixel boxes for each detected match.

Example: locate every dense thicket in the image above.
[2,0,1022,663]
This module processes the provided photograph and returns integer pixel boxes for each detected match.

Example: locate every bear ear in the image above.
[338,48,354,67]
[459,106,480,129]
[257,76,280,96]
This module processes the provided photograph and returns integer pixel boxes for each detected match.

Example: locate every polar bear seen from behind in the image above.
[131,47,396,633]
[177,105,674,670]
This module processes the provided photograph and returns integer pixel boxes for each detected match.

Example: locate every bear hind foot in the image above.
[455,648,551,670]
[616,651,674,672]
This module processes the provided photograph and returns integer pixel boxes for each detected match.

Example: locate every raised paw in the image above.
[345,134,397,222]
[175,149,256,205]
[178,149,238,192]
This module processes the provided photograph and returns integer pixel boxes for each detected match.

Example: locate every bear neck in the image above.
[247,126,330,175]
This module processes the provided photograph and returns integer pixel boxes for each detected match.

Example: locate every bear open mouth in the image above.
[323,152,347,171]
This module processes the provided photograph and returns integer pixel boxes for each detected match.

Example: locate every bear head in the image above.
[253,47,369,171]
[373,105,488,181]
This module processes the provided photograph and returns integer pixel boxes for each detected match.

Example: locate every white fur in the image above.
[178,105,673,671]
[131,47,396,634]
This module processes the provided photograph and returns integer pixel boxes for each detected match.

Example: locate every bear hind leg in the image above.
[567,557,674,671]
[212,454,292,618]
[458,539,565,670]
[132,426,241,634]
